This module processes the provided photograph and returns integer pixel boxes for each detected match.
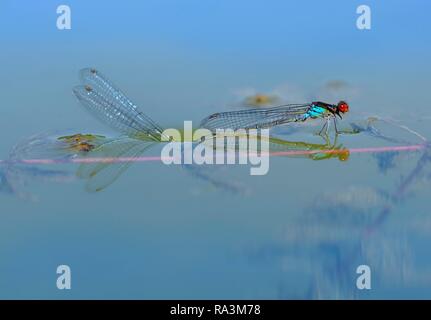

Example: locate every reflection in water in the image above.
[4,132,352,194]
[2,69,428,202]
[68,68,359,192]
[5,68,359,193]
[248,130,431,299]
[3,116,426,199]
[231,79,358,111]
[57,133,107,153]
[243,93,280,107]
[0,133,154,194]
[373,151,399,174]
[0,164,74,200]
[267,134,349,161]
[1,68,431,299]
[0,133,78,200]
[350,117,427,145]
[27,122,430,198]
[3,69,428,196]
[315,80,359,103]
[182,164,251,196]
[75,137,155,192]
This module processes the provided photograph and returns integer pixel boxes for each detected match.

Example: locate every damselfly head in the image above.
[337,101,349,113]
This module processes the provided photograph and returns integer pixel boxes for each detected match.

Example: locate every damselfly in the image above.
[68,68,355,191]
[73,68,349,139]
[200,100,350,134]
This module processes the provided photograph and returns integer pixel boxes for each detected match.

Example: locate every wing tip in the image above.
[79,67,99,83]
[199,113,220,128]
[73,85,94,99]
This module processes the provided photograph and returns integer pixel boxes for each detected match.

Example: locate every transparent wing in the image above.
[76,136,155,192]
[199,104,311,132]
[73,68,167,141]
[8,131,106,161]
[8,132,64,161]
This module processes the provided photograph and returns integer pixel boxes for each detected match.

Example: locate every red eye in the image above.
[339,103,349,113]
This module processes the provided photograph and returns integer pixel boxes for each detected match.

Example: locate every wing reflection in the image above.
[3,113,427,199]
[246,121,431,299]
[1,133,81,200]
[72,132,350,194]
[76,137,155,192]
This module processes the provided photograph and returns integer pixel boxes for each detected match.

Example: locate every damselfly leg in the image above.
[333,117,362,135]
[318,117,331,136]
[333,117,340,134]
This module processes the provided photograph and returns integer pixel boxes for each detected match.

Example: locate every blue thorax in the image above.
[301,104,327,120]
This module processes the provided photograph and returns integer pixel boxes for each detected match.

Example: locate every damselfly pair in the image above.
[73,68,350,142]
[59,68,352,192]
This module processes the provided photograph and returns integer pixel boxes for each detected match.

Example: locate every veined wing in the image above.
[199,104,311,132]
[8,132,107,161]
[76,136,155,192]
[73,68,168,141]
